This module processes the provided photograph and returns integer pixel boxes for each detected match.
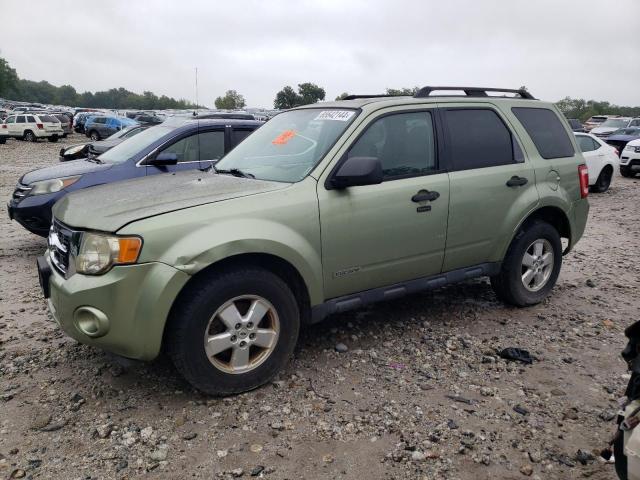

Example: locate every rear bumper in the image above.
[567,198,589,254]
[45,254,190,361]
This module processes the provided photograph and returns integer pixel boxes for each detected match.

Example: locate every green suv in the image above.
[38,86,590,395]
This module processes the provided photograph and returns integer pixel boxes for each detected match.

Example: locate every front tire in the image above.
[590,166,612,193]
[491,220,562,307]
[620,166,634,178]
[167,267,300,396]
[89,130,100,141]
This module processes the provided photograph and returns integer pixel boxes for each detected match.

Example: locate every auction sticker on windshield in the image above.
[314,110,355,121]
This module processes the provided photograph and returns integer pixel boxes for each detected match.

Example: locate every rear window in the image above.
[512,107,575,159]
[39,115,58,123]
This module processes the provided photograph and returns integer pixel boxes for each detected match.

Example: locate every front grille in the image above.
[12,183,32,201]
[48,220,73,275]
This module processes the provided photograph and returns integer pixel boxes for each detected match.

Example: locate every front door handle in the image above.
[506,176,528,187]
[411,190,440,202]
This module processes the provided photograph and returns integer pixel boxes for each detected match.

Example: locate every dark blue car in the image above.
[605,127,640,156]
[8,118,263,236]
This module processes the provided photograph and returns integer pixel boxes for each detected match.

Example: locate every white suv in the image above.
[574,132,619,192]
[3,113,64,142]
[620,138,640,178]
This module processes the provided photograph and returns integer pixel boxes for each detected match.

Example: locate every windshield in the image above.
[98,125,173,164]
[216,108,358,182]
[600,119,629,128]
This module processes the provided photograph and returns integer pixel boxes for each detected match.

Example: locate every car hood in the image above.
[627,138,640,147]
[20,159,113,185]
[53,170,289,232]
[606,134,640,142]
[591,126,621,135]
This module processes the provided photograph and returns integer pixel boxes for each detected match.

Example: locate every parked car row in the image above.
[59,125,148,161]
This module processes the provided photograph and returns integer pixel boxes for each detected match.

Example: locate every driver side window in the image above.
[348,111,436,180]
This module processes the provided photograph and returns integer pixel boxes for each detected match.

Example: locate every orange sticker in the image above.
[272,130,296,145]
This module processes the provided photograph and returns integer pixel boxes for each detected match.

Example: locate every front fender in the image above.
[119,180,324,305]
[168,220,324,305]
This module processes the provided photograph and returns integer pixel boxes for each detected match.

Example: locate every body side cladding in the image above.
[310,262,500,324]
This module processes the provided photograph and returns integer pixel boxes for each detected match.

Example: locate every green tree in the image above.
[335,92,351,101]
[214,90,246,109]
[274,83,326,109]
[0,57,19,98]
[385,87,419,96]
[297,82,325,105]
[274,85,301,109]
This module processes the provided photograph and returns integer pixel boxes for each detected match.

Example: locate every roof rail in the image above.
[413,86,535,100]
[342,94,404,100]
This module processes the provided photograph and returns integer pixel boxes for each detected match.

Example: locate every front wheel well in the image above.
[166,253,311,337]
[520,206,571,253]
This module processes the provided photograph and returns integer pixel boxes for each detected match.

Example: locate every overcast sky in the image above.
[3,0,639,108]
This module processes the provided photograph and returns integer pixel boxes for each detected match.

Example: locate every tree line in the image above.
[2,56,639,116]
[555,97,640,122]
[0,56,198,110]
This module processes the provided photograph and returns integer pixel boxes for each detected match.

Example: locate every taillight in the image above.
[578,165,589,198]
[1,124,6,129]
[36,123,43,129]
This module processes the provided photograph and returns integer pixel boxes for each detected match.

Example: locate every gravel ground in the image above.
[0,135,639,480]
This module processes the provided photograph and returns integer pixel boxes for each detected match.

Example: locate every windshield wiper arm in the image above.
[85,156,103,164]
[215,168,254,179]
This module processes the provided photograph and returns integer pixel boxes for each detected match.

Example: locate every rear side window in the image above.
[443,108,515,170]
[512,107,575,159]
[231,128,255,146]
[576,135,598,152]
[26,116,36,123]
[198,130,225,161]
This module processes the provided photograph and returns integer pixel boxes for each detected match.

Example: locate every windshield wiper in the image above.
[85,156,103,164]
[214,167,254,179]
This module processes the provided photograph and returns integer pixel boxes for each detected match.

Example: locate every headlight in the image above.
[64,144,86,155]
[30,176,81,195]
[75,232,142,275]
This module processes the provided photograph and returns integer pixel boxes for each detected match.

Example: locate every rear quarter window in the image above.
[512,107,575,159]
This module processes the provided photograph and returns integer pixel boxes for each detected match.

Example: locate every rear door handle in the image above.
[506,176,528,187]
[411,190,440,202]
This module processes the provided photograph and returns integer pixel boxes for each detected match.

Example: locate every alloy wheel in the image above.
[203,295,280,374]
[521,239,554,292]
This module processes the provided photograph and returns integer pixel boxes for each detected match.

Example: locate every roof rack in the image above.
[342,94,403,100]
[413,86,535,100]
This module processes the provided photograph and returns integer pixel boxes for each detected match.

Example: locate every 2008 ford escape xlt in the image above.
[37,86,590,395]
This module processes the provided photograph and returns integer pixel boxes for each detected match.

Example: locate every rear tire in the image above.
[590,166,612,193]
[89,130,100,141]
[24,131,36,142]
[0,136,5,144]
[167,267,300,396]
[491,220,562,307]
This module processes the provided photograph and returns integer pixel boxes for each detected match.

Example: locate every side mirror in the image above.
[329,156,383,189]
[149,152,178,166]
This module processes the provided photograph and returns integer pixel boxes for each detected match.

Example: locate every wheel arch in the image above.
[515,206,572,255]
[166,253,313,336]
